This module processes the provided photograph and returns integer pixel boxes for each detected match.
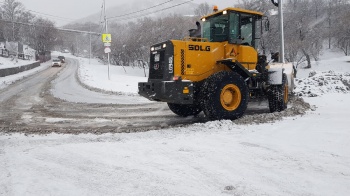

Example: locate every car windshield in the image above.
[53,59,60,62]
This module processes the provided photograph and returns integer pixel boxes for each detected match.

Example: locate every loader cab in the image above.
[201,8,263,49]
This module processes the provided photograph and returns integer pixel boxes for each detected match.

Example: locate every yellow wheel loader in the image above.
[138,7,294,120]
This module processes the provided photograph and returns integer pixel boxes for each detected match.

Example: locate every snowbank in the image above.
[77,58,148,95]
[0,56,36,69]
[295,71,350,97]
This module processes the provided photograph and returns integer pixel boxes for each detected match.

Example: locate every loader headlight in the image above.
[223,10,227,15]
[162,43,167,48]
[201,18,206,22]
[151,47,155,51]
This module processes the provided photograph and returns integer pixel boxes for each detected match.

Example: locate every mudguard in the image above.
[268,67,283,85]
[268,63,294,93]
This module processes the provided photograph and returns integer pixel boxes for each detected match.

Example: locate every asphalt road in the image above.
[0,58,207,134]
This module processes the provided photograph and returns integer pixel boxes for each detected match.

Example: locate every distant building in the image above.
[0,41,35,60]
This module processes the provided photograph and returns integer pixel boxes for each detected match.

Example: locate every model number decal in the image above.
[169,56,173,73]
[188,45,211,51]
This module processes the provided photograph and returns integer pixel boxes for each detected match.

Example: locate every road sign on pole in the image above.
[102,34,112,43]
[104,0,111,80]
[104,47,111,53]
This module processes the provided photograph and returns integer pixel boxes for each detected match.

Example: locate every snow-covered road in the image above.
[1,94,349,196]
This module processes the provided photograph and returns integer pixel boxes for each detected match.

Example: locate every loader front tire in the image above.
[167,103,202,117]
[200,71,248,120]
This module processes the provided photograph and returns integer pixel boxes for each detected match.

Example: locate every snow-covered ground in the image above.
[1,49,350,195]
[78,58,147,95]
[0,56,36,69]
[294,48,350,97]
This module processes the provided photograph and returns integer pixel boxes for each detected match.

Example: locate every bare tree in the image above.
[0,0,25,41]
[334,11,350,55]
[29,18,57,52]
[240,0,329,68]
[284,0,328,68]
[0,7,5,42]
[237,0,275,14]
[328,0,350,55]
[106,14,195,67]
[16,11,35,44]
[194,3,211,17]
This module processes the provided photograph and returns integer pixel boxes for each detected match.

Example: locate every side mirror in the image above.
[271,0,279,7]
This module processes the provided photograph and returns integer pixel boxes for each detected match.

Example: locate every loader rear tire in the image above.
[268,73,288,112]
[167,103,202,117]
[200,71,248,120]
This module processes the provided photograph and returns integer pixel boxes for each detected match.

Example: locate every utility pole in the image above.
[89,23,92,64]
[104,0,110,80]
[278,0,285,64]
[75,35,78,55]
[12,22,15,41]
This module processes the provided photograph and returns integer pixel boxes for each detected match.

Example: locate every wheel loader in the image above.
[138,7,294,120]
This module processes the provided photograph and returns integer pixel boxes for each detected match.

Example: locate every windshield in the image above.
[202,14,229,42]
[53,59,60,62]
[202,11,261,49]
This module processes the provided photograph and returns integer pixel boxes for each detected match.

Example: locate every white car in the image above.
[52,58,62,67]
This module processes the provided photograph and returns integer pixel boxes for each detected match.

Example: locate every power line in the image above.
[26,9,76,22]
[107,0,175,19]
[0,18,101,35]
[111,0,194,22]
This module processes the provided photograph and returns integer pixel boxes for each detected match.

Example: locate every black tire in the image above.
[268,73,289,112]
[200,71,249,120]
[167,103,202,117]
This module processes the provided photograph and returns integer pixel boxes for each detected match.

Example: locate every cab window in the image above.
[202,14,229,42]
[229,13,240,43]
[240,14,253,46]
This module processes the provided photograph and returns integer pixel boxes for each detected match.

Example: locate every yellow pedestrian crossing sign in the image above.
[102,34,112,43]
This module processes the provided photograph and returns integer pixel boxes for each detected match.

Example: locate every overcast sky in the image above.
[17,0,238,26]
